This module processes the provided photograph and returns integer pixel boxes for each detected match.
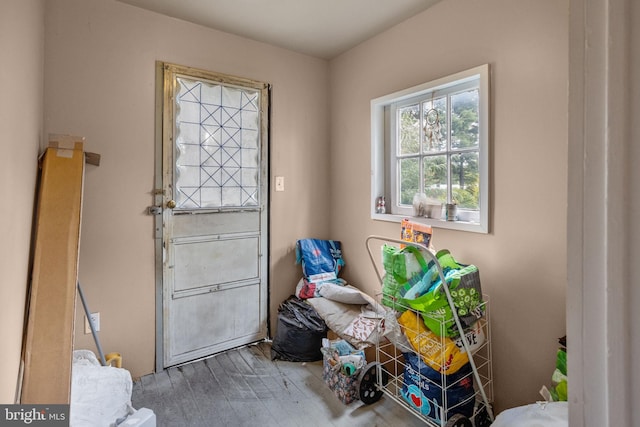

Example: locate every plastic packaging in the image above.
[270,296,328,362]
[70,350,133,427]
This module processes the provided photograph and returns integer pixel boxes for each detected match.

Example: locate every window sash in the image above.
[389,80,481,217]
[371,64,489,233]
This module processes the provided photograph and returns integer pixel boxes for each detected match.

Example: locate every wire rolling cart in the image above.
[361,235,495,427]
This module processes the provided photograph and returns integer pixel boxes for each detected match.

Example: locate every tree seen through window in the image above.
[398,88,479,210]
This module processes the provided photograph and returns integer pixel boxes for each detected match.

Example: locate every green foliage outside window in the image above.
[398,89,480,210]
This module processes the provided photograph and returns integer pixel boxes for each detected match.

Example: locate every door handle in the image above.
[148,200,176,215]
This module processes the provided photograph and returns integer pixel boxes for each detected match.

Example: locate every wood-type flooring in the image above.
[132,341,426,427]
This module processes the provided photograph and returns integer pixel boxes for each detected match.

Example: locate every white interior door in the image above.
[156,63,269,368]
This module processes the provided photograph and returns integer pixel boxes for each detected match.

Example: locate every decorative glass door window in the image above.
[174,77,261,209]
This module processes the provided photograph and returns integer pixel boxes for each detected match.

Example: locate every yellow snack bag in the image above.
[398,310,469,374]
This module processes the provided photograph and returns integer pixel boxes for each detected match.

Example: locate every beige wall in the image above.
[44,0,330,379]
[0,0,44,403]
[329,0,568,411]
[632,4,640,424]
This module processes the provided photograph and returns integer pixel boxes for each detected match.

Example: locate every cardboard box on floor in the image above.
[21,136,85,404]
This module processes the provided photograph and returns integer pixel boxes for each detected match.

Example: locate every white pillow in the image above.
[317,283,370,304]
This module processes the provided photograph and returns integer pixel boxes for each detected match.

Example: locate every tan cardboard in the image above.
[21,139,85,404]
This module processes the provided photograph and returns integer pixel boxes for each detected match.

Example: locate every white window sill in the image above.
[371,212,488,234]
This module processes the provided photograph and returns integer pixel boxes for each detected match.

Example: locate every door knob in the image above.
[167,200,177,209]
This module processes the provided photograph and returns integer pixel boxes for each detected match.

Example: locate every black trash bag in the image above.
[271,295,328,362]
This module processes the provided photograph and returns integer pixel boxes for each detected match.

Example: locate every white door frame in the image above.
[567,0,634,425]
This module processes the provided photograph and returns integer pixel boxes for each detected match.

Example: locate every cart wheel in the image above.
[444,414,472,427]
[473,405,493,427]
[357,362,388,405]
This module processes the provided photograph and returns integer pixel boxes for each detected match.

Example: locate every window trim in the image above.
[371,64,490,233]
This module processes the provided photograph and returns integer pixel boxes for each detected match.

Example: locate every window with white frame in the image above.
[371,64,490,233]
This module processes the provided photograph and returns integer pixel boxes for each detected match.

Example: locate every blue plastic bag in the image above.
[296,239,345,283]
[401,352,475,421]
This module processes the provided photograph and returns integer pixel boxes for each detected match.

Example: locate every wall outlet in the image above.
[85,312,100,334]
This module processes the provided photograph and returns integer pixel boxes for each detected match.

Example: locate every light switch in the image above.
[275,176,285,192]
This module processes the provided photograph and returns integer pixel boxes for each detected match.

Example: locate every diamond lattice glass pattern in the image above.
[175,77,260,209]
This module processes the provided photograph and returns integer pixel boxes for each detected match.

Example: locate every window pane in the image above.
[451,89,479,149]
[422,97,447,152]
[423,155,447,202]
[451,152,479,209]
[174,77,260,209]
[398,104,420,155]
[399,158,419,205]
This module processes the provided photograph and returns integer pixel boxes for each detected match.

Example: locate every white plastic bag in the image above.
[70,350,133,427]
[491,402,568,427]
